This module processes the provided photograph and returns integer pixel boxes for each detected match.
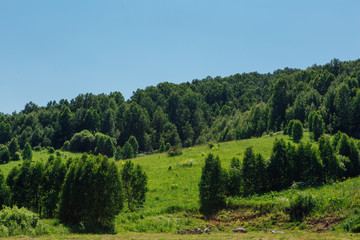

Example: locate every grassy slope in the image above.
[1,131,360,237]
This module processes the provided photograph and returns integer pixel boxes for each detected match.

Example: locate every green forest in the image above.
[1,59,360,154]
[1,58,360,238]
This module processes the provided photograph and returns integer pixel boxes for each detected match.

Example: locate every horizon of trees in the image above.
[0,58,360,156]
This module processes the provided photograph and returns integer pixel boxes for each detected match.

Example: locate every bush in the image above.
[22,143,33,161]
[0,171,10,207]
[128,136,139,156]
[61,141,70,151]
[114,146,122,160]
[47,147,55,154]
[94,133,116,157]
[12,152,21,161]
[341,211,360,233]
[0,148,10,164]
[165,142,171,151]
[288,192,316,220]
[8,138,20,160]
[158,141,166,153]
[0,206,39,237]
[292,120,303,142]
[121,141,134,159]
[69,130,96,153]
[167,146,182,157]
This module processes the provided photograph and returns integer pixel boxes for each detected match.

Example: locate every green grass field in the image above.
[2,132,360,238]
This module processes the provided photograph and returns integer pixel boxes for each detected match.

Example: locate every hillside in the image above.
[1,59,360,238]
[1,132,360,238]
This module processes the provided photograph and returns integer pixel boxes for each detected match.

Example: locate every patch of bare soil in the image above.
[306,215,344,232]
[209,210,265,223]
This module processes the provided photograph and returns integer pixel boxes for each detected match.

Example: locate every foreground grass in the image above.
[4,231,360,240]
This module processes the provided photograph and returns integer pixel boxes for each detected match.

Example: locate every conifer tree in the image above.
[292,120,303,142]
[22,142,33,161]
[199,154,225,212]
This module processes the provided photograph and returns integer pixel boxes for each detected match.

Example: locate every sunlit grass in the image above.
[4,131,358,238]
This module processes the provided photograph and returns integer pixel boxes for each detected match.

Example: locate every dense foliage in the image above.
[0,206,39,237]
[120,160,148,211]
[199,153,226,212]
[58,155,124,232]
[203,131,360,199]
[2,153,148,233]
[0,59,359,155]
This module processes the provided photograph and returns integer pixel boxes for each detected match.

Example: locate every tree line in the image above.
[199,131,360,211]
[0,59,360,155]
[0,154,148,232]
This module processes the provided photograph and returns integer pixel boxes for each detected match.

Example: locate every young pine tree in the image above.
[114,146,122,160]
[22,142,33,161]
[159,141,166,153]
[199,154,225,212]
[128,136,139,156]
[318,136,339,182]
[121,141,134,159]
[8,137,20,160]
[241,147,256,195]
[312,113,325,141]
[227,158,241,196]
[292,120,303,143]
[121,160,148,211]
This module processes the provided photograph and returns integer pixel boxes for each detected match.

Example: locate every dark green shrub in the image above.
[167,146,182,157]
[289,192,316,220]
[312,112,325,141]
[22,143,33,161]
[121,141,134,159]
[61,141,70,151]
[12,152,21,161]
[128,136,139,156]
[94,133,116,157]
[0,171,10,208]
[286,120,295,135]
[114,146,122,160]
[227,158,241,196]
[8,138,20,160]
[0,148,10,164]
[158,141,166,153]
[165,142,171,151]
[47,147,55,154]
[292,120,303,142]
[69,130,96,153]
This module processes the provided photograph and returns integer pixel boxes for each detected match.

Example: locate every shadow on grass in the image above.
[64,221,116,235]
[199,199,226,219]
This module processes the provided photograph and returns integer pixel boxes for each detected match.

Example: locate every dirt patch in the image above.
[306,215,344,232]
[193,210,266,223]
[210,210,265,223]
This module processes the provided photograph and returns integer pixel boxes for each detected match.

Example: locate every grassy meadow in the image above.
[2,131,360,238]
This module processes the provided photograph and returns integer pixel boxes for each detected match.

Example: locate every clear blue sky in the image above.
[1,0,359,114]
